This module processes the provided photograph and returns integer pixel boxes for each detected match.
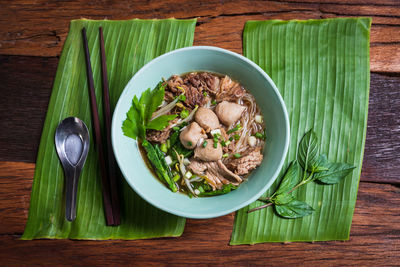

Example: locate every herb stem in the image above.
[247,203,273,213]
[288,171,315,194]
[258,197,271,202]
[302,169,308,182]
[287,181,305,194]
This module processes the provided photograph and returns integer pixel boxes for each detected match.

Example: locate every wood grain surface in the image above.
[0,161,399,265]
[0,0,399,266]
[1,0,399,72]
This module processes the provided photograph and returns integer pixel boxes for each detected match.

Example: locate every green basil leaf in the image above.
[314,162,356,184]
[297,129,320,172]
[316,154,328,165]
[272,193,294,205]
[275,200,314,219]
[275,161,301,195]
[147,114,178,130]
[312,154,330,173]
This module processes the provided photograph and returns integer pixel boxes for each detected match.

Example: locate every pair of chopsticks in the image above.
[82,27,120,226]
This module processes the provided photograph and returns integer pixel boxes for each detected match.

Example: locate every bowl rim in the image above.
[112,45,290,218]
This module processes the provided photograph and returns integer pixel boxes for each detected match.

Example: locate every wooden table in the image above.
[1,1,399,265]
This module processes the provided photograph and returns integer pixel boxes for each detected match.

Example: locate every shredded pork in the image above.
[166,73,219,108]
[188,159,242,190]
[215,76,245,102]
[227,147,263,175]
[146,118,178,143]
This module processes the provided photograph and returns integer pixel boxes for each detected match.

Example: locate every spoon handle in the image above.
[64,167,80,221]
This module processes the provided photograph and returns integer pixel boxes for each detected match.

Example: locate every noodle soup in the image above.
[143,72,265,197]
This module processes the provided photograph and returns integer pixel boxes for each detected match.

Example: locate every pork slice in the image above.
[185,72,221,96]
[167,75,184,93]
[227,147,263,175]
[184,85,208,108]
[215,76,245,102]
[164,91,175,102]
[188,159,241,190]
[188,160,218,190]
[165,76,189,103]
[217,160,242,183]
[188,159,208,174]
[200,72,220,95]
[146,118,178,143]
[205,170,223,189]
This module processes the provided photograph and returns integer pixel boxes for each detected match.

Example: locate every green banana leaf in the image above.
[22,18,196,240]
[231,18,371,244]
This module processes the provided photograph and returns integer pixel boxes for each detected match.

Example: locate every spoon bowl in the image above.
[55,117,90,221]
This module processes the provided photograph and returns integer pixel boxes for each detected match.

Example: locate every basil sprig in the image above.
[248,129,356,219]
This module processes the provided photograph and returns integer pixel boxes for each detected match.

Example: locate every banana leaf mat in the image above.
[231,18,371,245]
[22,18,196,240]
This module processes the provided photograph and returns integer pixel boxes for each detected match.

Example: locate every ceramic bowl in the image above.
[112,46,290,219]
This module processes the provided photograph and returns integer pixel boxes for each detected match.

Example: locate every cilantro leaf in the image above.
[144,82,166,123]
[147,114,178,130]
[122,81,174,140]
[122,97,143,139]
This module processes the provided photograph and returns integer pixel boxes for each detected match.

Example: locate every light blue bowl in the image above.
[112,46,289,219]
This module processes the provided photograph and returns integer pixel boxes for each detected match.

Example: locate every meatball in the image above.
[179,122,207,149]
[194,138,223,161]
[194,107,220,132]
[215,101,246,126]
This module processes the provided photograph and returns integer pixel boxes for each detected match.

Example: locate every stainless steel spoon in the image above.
[55,117,90,221]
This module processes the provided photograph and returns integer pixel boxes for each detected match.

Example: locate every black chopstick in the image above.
[99,27,121,225]
[82,27,115,226]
